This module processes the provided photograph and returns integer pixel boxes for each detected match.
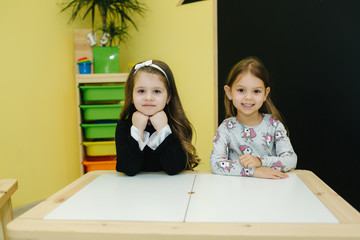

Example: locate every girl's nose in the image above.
[244,92,253,99]
[145,92,153,100]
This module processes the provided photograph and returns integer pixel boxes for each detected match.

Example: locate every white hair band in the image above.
[133,60,169,84]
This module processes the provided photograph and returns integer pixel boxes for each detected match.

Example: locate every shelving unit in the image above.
[76,74,127,174]
[74,29,128,174]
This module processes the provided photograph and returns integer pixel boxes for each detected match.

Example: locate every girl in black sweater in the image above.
[115,60,200,176]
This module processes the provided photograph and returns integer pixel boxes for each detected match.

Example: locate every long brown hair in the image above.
[120,60,200,169]
[224,56,286,126]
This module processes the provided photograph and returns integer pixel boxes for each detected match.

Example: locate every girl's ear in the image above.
[167,95,171,104]
[264,87,270,101]
[224,85,232,100]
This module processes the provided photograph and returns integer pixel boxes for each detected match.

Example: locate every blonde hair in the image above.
[120,60,200,169]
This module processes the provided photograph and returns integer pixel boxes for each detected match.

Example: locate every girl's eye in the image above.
[154,89,161,94]
[137,89,145,93]
[237,89,244,93]
[254,90,261,94]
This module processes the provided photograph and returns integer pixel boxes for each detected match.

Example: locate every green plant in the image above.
[104,20,128,46]
[60,0,145,46]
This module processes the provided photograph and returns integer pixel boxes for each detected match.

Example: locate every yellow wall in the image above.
[0,0,215,207]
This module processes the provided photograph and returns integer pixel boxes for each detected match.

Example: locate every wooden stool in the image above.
[0,179,18,240]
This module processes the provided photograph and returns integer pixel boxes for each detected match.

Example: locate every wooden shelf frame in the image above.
[76,73,128,84]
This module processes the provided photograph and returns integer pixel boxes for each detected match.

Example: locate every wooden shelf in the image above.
[76,73,128,84]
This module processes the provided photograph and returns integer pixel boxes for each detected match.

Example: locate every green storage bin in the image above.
[79,85,125,101]
[80,104,123,120]
[81,123,117,139]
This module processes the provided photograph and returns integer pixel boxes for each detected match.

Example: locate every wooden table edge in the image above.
[0,179,18,207]
[7,170,360,240]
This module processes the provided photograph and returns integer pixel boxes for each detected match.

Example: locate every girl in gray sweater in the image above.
[210,57,297,179]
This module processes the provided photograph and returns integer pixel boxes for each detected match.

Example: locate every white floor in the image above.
[1,201,41,240]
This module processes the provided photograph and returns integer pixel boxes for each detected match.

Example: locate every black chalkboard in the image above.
[218,0,360,211]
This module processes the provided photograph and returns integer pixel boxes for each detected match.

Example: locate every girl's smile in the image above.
[133,71,169,116]
[242,103,255,107]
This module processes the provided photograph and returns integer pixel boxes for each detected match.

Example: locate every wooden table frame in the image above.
[7,170,360,240]
[1,179,18,240]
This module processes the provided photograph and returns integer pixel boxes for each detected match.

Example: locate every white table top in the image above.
[44,172,338,223]
[44,173,195,222]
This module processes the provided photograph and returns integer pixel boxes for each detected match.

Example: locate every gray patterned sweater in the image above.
[210,114,297,176]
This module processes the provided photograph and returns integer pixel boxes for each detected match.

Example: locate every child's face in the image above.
[132,71,169,116]
[225,72,270,120]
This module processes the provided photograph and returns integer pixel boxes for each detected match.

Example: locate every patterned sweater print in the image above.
[210,114,297,176]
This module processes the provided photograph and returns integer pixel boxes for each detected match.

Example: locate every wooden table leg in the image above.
[0,179,18,240]
[1,198,14,240]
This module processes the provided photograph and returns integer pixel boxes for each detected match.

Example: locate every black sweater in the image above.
[115,117,187,176]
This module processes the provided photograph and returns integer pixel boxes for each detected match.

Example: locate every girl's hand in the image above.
[132,111,149,133]
[149,111,168,132]
[239,154,262,168]
[253,167,288,179]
